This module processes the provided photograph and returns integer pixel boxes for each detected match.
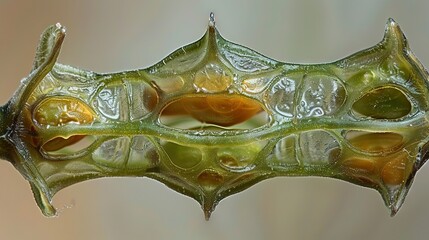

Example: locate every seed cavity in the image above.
[352,86,411,119]
[194,64,232,93]
[163,141,202,169]
[197,169,224,187]
[161,94,266,127]
[345,131,404,155]
[381,152,409,185]
[34,96,95,127]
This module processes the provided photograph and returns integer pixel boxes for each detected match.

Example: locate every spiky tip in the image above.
[209,12,215,27]
[382,18,408,53]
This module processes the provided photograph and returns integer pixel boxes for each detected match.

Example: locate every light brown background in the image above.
[1,1,429,239]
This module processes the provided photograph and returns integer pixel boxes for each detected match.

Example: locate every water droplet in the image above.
[209,12,215,27]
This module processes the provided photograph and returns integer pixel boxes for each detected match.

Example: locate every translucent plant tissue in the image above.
[1,14,428,219]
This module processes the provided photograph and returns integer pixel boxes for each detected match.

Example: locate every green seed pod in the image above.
[0,15,428,220]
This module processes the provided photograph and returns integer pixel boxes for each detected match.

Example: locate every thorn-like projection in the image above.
[0,16,429,219]
[382,18,408,55]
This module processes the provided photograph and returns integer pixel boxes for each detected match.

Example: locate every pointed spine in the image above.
[381,18,409,55]
[10,23,65,115]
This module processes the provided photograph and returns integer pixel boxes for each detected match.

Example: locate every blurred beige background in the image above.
[1,1,429,239]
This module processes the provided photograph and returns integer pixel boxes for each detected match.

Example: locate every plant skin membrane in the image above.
[1,14,429,220]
